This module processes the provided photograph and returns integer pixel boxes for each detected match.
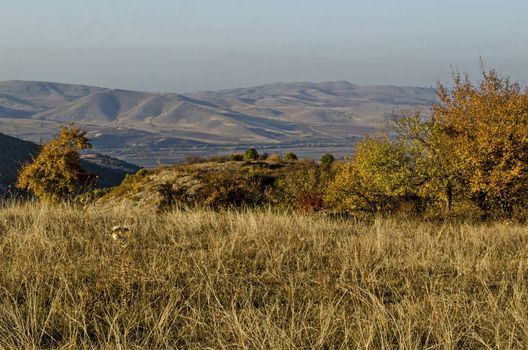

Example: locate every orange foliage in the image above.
[17,126,94,202]
[434,68,528,212]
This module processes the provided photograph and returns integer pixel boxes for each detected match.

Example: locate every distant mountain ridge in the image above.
[0,80,436,145]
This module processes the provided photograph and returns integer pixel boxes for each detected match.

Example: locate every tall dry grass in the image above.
[0,202,527,349]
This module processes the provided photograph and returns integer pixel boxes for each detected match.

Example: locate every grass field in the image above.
[0,202,527,349]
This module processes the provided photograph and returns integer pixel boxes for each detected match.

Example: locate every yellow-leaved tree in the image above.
[17,125,94,202]
[433,68,528,214]
[326,135,424,213]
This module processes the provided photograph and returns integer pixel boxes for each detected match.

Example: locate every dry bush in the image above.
[202,172,275,209]
[273,165,334,211]
[1,203,528,348]
[230,153,244,162]
[267,154,282,163]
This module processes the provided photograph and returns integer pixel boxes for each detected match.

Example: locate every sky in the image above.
[0,0,526,92]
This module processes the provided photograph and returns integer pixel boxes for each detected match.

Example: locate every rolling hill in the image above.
[0,80,100,118]
[0,80,436,147]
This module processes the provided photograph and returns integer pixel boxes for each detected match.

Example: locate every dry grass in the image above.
[0,202,528,349]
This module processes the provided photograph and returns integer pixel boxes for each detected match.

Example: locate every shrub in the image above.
[74,187,112,204]
[119,171,145,187]
[273,165,332,211]
[320,153,335,166]
[325,135,422,213]
[284,152,298,161]
[156,183,179,212]
[135,168,149,178]
[244,147,259,161]
[208,155,230,163]
[267,154,282,163]
[204,171,276,209]
[230,153,244,161]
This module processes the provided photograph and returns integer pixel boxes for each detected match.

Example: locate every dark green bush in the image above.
[285,152,298,161]
[230,153,244,161]
[244,147,259,161]
[320,153,335,166]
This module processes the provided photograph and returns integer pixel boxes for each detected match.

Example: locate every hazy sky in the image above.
[1,0,526,92]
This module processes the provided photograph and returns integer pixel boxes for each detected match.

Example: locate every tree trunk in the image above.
[445,182,453,213]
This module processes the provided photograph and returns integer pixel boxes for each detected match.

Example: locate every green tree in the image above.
[320,153,335,166]
[285,152,298,161]
[17,126,94,202]
[244,147,259,161]
[392,113,460,213]
[326,135,422,212]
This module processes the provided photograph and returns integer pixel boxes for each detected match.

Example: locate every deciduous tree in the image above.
[433,68,528,214]
[17,126,94,202]
[244,147,259,161]
[326,135,422,212]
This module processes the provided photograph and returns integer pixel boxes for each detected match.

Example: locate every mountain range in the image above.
[0,80,436,148]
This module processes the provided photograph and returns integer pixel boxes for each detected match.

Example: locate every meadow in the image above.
[1,202,527,349]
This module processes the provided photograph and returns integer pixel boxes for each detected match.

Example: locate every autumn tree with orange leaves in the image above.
[432,68,528,214]
[17,126,94,202]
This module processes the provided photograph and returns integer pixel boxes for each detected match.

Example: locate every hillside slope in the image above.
[0,80,101,118]
[97,159,316,208]
[189,81,435,127]
[0,133,40,187]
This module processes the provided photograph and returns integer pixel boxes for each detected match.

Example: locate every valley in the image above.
[0,80,434,166]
